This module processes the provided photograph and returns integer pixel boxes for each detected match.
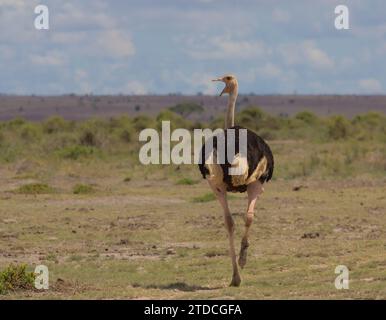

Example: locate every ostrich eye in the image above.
[226,76,232,81]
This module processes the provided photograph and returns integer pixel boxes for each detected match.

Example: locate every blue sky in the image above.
[0,0,385,95]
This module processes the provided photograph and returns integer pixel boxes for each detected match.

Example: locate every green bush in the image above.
[20,123,42,141]
[43,116,71,134]
[56,145,98,160]
[15,183,55,195]
[0,264,35,295]
[6,117,26,128]
[132,115,156,131]
[295,111,320,125]
[73,184,95,194]
[169,102,203,117]
[156,110,192,131]
[327,116,352,140]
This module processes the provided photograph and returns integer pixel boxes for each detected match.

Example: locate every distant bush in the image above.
[80,129,98,146]
[236,107,265,130]
[109,116,135,143]
[295,111,320,125]
[156,110,192,131]
[0,130,4,144]
[6,117,26,128]
[20,123,42,141]
[15,183,54,195]
[78,119,109,147]
[327,116,352,140]
[73,184,95,195]
[132,115,156,131]
[43,116,71,134]
[56,145,98,160]
[169,102,203,117]
[352,112,386,141]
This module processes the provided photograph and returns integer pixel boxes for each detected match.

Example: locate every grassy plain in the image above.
[0,109,385,299]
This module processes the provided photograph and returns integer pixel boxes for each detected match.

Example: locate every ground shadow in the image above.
[134,282,222,292]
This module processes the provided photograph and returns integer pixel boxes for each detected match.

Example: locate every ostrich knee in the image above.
[245,211,254,228]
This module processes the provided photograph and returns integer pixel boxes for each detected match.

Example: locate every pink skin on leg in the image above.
[238,181,263,269]
[208,180,241,287]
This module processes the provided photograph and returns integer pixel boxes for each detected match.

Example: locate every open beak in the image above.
[212,77,226,96]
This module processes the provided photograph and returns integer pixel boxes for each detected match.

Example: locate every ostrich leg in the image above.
[238,181,263,269]
[208,181,241,287]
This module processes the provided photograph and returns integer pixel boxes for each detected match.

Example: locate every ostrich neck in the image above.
[225,90,238,129]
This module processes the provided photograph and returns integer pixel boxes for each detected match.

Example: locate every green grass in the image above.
[73,184,95,195]
[15,183,55,195]
[192,192,216,203]
[0,110,386,299]
[176,178,198,185]
[0,171,386,299]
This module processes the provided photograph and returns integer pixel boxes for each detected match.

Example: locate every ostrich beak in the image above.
[212,77,226,96]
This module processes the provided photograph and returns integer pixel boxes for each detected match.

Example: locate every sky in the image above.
[0,0,385,95]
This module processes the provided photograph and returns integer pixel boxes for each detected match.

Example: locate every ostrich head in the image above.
[212,74,238,96]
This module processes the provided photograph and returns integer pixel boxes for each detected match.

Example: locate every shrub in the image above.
[78,118,110,147]
[73,184,95,195]
[6,117,26,128]
[327,116,352,140]
[0,264,35,295]
[295,111,320,125]
[236,107,265,130]
[56,145,98,160]
[156,110,192,131]
[79,129,98,146]
[20,123,42,141]
[15,183,55,195]
[169,102,203,117]
[132,115,156,131]
[43,116,71,134]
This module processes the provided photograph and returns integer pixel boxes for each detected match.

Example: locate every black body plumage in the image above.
[198,125,274,193]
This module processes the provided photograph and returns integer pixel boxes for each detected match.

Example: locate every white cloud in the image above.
[358,79,382,93]
[74,69,92,93]
[0,0,28,8]
[29,51,66,66]
[0,45,14,60]
[280,41,334,69]
[187,36,269,60]
[258,63,282,78]
[55,3,115,31]
[51,32,86,45]
[97,30,135,58]
[124,80,147,95]
[303,41,334,69]
[272,8,291,23]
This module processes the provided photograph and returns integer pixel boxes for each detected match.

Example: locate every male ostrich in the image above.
[198,74,274,287]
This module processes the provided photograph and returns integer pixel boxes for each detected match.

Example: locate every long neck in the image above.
[225,90,238,129]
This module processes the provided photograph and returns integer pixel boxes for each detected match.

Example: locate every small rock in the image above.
[166,248,176,255]
[301,232,320,239]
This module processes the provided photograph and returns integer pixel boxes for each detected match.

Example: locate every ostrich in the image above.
[198,74,274,287]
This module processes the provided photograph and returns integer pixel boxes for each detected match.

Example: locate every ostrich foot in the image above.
[229,272,241,287]
[238,238,249,269]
